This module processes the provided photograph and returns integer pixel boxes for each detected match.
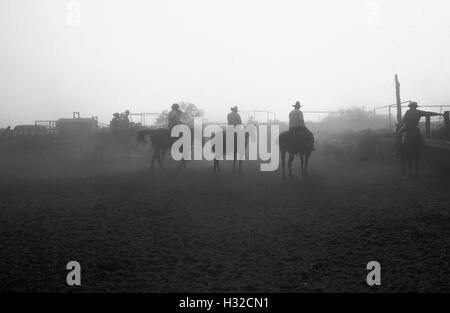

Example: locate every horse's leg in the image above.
[408,156,412,179]
[233,159,236,173]
[239,160,242,173]
[126,142,131,159]
[414,156,420,179]
[288,153,294,181]
[281,150,286,180]
[150,151,156,172]
[401,153,405,177]
[157,152,165,172]
[177,140,187,169]
[217,159,221,172]
[300,154,304,176]
[213,159,217,173]
[304,153,310,176]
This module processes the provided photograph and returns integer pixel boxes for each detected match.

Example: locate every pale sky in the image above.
[1,0,450,127]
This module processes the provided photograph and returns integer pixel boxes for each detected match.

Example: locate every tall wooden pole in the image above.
[425,116,431,138]
[388,106,392,129]
[395,74,402,131]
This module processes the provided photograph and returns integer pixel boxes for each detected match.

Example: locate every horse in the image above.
[137,126,250,173]
[209,129,249,173]
[279,129,314,180]
[136,127,194,172]
[400,128,424,179]
[94,127,140,159]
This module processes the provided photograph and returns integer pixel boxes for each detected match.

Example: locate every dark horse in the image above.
[210,129,249,173]
[400,128,424,179]
[279,129,314,180]
[136,127,194,172]
[137,126,249,173]
[94,127,142,159]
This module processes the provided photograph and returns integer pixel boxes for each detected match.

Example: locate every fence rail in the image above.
[373,103,450,130]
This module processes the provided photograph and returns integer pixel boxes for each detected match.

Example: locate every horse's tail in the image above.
[137,129,152,146]
[278,131,288,153]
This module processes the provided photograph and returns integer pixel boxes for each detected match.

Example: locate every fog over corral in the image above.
[1,0,450,127]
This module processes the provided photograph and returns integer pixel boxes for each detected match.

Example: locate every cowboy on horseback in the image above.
[279,101,315,180]
[395,101,441,155]
[227,106,242,126]
[289,101,314,145]
[121,110,131,129]
[289,101,305,131]
[167,103,184,131]
[110,112,122,136]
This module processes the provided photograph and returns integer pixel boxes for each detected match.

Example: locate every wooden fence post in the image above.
[425,116,431,138]
[444,111,450,140]
[395,74,402,131]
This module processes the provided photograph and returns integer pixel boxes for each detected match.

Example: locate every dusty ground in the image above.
[0,151,449,292]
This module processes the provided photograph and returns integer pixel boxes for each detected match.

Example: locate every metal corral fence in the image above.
[374,102,450,151]
[129,112,166,128]
[373,101,450,132]
[13,113,101,152]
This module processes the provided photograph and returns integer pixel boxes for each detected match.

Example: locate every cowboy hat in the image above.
[113,112,120,117]
[230,106,238,112]
[292,101,302,108]
[171,103,180,109]
[408,101,418,108]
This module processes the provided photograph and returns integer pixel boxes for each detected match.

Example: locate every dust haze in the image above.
[1,0,450,126]
[1,0,450,294]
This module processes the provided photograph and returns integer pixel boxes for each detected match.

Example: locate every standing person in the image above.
[167,103,183,131]
[289,101,305,132]
[395,101,441,154]
[227,106,242,126]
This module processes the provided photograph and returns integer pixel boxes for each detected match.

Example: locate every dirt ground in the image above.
[0,151,449,292]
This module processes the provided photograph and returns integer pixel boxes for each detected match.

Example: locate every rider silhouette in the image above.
[227,106,242,126]
[395,102,441,154]
[167,103,183,132]
[289,101,305,131]
[121,110,131,129]
[288,100,314,150]
[110,113,122,135]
